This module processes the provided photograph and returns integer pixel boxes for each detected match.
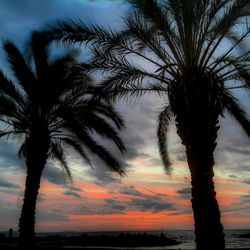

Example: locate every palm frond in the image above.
[71,125,124,175]
[3,41,36,100]
[157,105,172,171]
[213,54,250,88]
[60,137,93,168]
[125,12,182,70]
[56,105,125,174]
[0,95,21,120]
[47,19,120,47]
[84,136,125,176]
[222,91,250,137]
[0,71,25,108]
[211,1,250,36]
[86,101,125,130]
[18,140,27,158]
[97,83,168,102]
[80,112,125,153]
[0,30,126,187]
[200,0,250,68]
[50,140,72,180]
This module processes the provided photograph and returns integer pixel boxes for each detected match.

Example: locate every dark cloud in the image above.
[71,185,176,215]
[0,188,21,196]
[86,164,123,186]
[242,193,250,201]
[0,177,20,189]
[0,142,71,188]
[237,165,250,172]
[63,185,84,200]
[118,100,160,156]
[36,209,69,222]
[117,185,175,213]
[243,179,250,185]
[83,96,168,185]
[0,141,74,187]
[168,210,192,216]
[63,190,83,200]
[128,195,175,212]
[214,115,250,176]
[0,0,127,40]
[223,145,250,156]
[176,188,191,199]
[51,208,63,213]
[175,152,187,162]
[78,204,126,215]
[222,193,250,215]
[229,174,238,178]
[119,185,145,197]
[65,185,83,192]
[0,142,25,172]
[37,193,45,203]
[104,199,127,211]
[65,93,176,188]
[42,164,67,185]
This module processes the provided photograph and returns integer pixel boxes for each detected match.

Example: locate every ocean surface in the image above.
[61,229,250,249]
[4,229,250,249]
[144,229,250,249]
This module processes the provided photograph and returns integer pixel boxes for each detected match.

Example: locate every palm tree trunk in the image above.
[176,119,225,250]
[18,166,44,250]
[18,130,49,250]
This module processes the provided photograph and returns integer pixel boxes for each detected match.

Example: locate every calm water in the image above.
[2,229,249,249]
[152,229,250,249]
[57,229,250,249]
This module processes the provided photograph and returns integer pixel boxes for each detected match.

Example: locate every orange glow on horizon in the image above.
[68,211,170,220]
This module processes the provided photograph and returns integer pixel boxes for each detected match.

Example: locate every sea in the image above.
[3,229,250,249]
[40,229,250,249]
[142,229,250,249]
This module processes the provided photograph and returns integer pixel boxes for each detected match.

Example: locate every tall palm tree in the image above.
[0,32,125,249]
[47,1,250,249]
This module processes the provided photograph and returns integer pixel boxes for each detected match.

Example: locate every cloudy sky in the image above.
[0,0,250,233]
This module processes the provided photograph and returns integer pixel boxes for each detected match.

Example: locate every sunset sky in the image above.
[0,0,250,233]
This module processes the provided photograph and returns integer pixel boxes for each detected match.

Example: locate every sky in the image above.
[0,0,250,233]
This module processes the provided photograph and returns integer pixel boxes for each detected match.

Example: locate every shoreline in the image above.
[1,245,250,250]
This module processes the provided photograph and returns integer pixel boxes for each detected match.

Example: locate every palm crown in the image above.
[0,32,125,175]
[0,32,126,249]
[48,0,250,168]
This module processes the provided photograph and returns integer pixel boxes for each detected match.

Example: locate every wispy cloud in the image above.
[0,177,20,189]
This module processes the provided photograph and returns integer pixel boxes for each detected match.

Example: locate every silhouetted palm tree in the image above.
[0,32,125,249]
[47,1,250,249]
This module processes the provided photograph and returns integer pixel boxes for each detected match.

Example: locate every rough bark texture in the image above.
[176,120,225,250]
[169,71,225,249]
[169,69,225,250]
[18,126,49,250]
[18,167,43,249]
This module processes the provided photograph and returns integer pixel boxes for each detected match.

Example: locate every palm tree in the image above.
[46,1,250,249]
[0,32,125,249]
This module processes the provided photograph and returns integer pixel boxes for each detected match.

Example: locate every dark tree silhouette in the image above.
[46,1,250,249]
[0,32,125,249]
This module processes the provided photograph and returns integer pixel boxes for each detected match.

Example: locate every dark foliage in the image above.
[0,31,126,249]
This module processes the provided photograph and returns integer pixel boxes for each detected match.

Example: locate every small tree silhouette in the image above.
[0,32,125,249]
